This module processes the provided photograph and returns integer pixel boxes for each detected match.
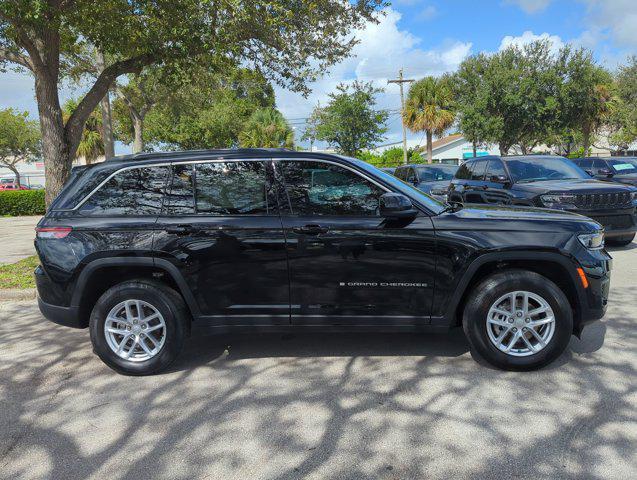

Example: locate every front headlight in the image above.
[430,188,448,196]
[578,231,605,250]
[540,194,577,209]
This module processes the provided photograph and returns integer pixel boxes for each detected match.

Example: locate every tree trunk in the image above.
[426,130,433,164]
[34,74,71,207]
[499,143,509,156]
[472,141,477,158]
[582,126,591,157]
[133,116,144,153]
[8,164,21,187]
[96,51,115,159]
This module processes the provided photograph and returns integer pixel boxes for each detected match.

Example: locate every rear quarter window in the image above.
[78,166,169,215]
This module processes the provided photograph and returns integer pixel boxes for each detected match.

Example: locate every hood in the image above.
[606,175,637,187]
[432,204,601,234]
[511,178,637,195]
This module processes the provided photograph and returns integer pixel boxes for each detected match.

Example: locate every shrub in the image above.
[0,189,46,216]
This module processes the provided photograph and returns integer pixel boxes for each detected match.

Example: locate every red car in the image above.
[0,183,30,191]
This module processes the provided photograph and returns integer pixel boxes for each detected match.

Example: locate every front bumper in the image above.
[576,208,636,238]
[575,249,612,334]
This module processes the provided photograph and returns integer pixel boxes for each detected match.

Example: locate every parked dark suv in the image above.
[36,149,611,375]
[449,155,637,246]
[571,157,637,187]
[394,164,458,201]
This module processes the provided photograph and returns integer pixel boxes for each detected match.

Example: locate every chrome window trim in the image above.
[68,158,273,212]
[272,157,392,194]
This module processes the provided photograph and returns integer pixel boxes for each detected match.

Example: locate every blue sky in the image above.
[1,0,636,153]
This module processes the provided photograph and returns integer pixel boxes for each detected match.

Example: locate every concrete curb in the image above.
[0,288,36,303]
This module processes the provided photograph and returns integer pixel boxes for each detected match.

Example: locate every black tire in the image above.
[462,270,573,371]
[89,280,188,375]
[606,233,635,247]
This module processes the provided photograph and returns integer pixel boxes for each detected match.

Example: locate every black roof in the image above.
[463,155,567,163]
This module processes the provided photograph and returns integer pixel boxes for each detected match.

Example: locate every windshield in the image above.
[343,156,447,214]
[416,165,458,181]
[506,157,590,183]
[607,159,637,175]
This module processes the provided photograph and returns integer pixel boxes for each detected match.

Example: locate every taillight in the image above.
[36,227,72,239]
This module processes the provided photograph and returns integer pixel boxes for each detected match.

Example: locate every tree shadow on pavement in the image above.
[0,286,633,480]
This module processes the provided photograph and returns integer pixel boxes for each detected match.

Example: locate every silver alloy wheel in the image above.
[486,290,555,357]
[104,299,167,362]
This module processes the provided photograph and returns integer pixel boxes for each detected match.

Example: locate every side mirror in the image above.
[598,168,614,177]
[584,169,594,176]
[379,192,418,219]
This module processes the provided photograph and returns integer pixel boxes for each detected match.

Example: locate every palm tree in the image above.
[63,99,105,164]
[403,76,455,163]
[239,108,294,148]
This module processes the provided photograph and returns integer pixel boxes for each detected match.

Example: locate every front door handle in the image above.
[165,224,199,235]
[292,224,329,235]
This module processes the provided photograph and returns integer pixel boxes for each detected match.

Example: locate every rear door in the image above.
[153,159,290,324]
[274,158,436,326]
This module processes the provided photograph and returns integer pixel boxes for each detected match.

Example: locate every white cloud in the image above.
[499,30,564,53]
[417,5,438,21]
[505,0,552,14]
[275,8,472,145]
[580,0,637,49]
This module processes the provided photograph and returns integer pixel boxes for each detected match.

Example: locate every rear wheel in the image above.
[606,233,635,247]
[89,280,188,375]
[462,270,572,371]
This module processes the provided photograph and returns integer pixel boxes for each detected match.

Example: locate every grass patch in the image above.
[0,255,39,289]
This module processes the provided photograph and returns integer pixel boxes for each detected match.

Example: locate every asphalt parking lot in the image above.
[1,244,636,480]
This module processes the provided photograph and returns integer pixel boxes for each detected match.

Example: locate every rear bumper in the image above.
[37,297,83,328]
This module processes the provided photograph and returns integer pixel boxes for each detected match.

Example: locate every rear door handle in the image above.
[292,224,329,235]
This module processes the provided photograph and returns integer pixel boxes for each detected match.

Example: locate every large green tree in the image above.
[132,67,276,150]
[238,108,294,148]
[0,108,41,186]
[308,81,388,156]
[403,75,455,163]
[0,0,383,205]
[609,56,637,151]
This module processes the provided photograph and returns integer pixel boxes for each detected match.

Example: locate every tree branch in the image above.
[65,54,156,152]
[0,46,32,70]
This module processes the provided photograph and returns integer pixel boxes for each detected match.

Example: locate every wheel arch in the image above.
[71,258,200,327]
[444,251,584,331]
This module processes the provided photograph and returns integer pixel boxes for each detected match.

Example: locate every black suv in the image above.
[36,149,611,375]
[448,155,637,246]
[571,157,637,187]
[394,163,458,201]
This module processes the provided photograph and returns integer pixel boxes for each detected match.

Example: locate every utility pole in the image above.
[388,68,414,164]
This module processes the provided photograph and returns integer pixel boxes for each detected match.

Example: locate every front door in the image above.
[273,159,436,326]
[154,160,290,325]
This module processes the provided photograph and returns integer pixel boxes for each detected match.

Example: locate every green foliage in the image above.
[62,99,104,162]
[0,109,41,185]
[134,67,277,150]
[609,56,637,151]
[0,255,39,290]
[308,81,388,156]
[239,108,294,148]
[451,41,613,155]
[358,147,422,167]
[0,190,46,216]
[403,75,455,162]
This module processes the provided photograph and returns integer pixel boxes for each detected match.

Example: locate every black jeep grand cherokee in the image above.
[448,155,637,246]
[36,149,611,375]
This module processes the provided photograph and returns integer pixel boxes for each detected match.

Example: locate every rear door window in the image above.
[79,166,169,215]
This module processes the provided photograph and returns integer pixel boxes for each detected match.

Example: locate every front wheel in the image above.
[89,280,188,375]
[462,270,573,371]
